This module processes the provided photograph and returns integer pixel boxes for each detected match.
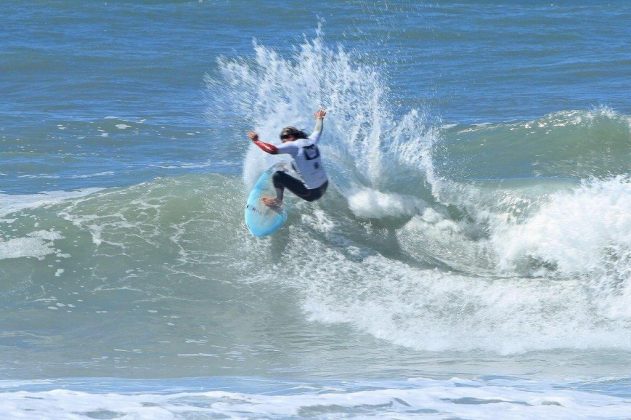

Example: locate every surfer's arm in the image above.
[248,131,278,154]
[307,109,326,144]
[248,132,297,155]
[253,140,279,154]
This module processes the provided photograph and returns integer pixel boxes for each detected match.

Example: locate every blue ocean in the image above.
[2,1,631,418]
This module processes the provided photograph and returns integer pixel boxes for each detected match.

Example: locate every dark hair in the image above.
[279,126,308,140]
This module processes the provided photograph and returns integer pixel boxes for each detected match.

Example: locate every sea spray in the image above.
[206,32,438,216]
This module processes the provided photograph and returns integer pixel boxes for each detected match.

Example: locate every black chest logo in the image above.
[303,145,320,160]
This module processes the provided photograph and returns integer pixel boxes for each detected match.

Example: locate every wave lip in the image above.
[439,106,631,180]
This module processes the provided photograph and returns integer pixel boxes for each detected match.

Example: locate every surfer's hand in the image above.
[315,109,326,120]
[247,131,259,141]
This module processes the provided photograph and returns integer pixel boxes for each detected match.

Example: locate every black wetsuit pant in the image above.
[272,171,328,202]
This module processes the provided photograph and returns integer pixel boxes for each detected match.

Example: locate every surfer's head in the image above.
[280,126,308,142]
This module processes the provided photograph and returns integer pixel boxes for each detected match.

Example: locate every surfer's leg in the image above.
[275,186,284,202]
[303,181,328,202]
[272,172,328,202]
[262,171,294,207]
[272,171,310,202]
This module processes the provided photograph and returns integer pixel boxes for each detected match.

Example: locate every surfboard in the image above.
[244,164,288,237]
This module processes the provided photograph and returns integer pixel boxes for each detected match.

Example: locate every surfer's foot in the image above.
[262,197,282,208]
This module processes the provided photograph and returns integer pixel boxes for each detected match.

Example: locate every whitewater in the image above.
[3,1,631,418]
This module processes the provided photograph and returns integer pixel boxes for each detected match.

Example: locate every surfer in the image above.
[247,109,329,207]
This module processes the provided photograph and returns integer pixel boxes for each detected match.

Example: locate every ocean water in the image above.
[2,1,631,418]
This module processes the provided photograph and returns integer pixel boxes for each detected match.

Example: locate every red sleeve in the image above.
[252,139,279,154]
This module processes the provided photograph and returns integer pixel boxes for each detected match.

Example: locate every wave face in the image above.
[438,108,631,180]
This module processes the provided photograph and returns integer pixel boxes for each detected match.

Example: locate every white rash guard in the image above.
[273,119,328,189]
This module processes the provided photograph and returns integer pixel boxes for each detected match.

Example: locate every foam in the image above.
[491,176,631,276]
[293,210,631,354]
[0,230,63,260]
[1,377,629,419]
[0,189,102,218]
[348,188,426,218]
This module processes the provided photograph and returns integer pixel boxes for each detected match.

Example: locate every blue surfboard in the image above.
[244,165,288,237]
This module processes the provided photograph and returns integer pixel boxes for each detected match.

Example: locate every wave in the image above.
[202,31,631,354]
[3,32,631,363]
[2,172,631,356]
